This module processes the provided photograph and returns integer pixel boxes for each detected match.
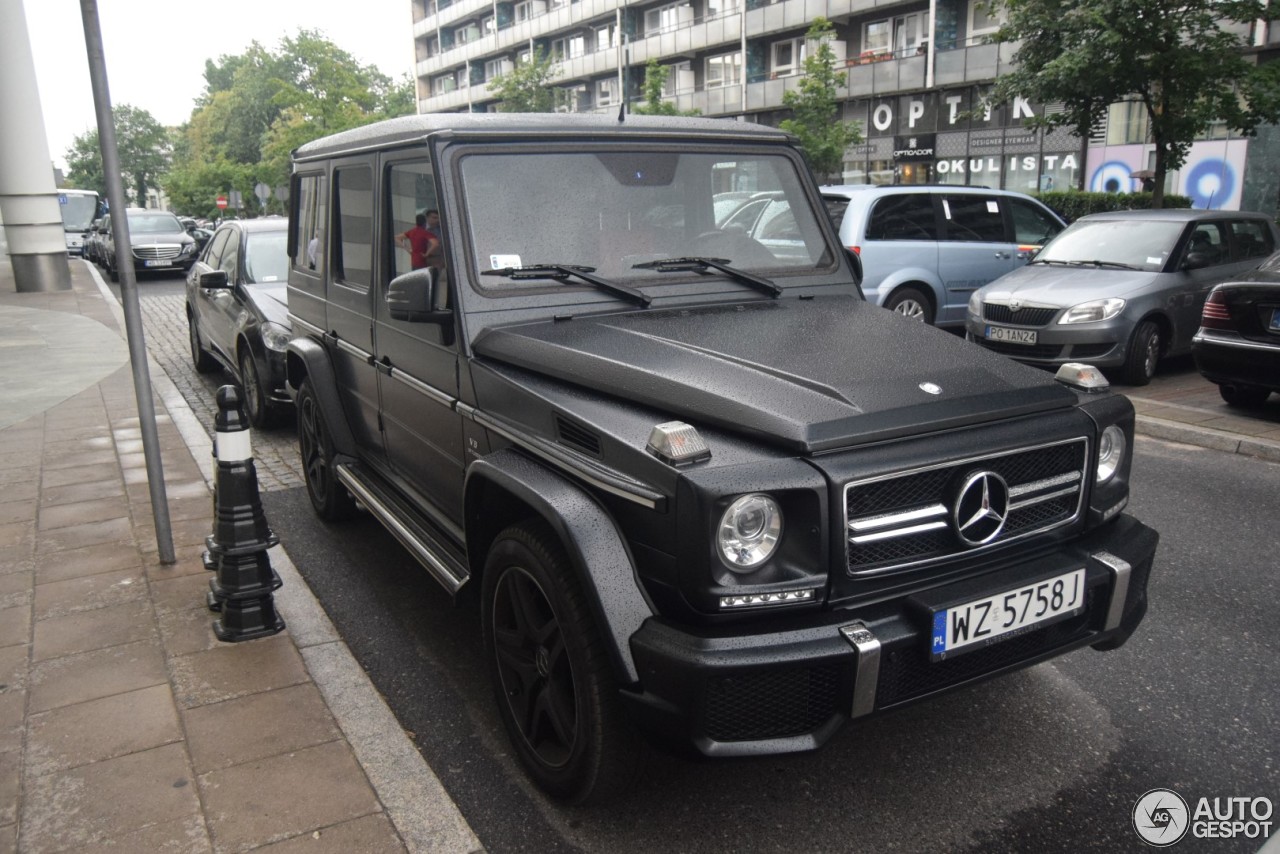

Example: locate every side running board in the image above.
[335,463,470,595]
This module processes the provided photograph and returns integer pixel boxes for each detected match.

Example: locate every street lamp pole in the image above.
[78,0,175,564]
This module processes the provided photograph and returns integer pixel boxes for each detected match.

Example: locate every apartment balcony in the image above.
[743,0,834,37]
[416,0,493,35]
[629,12,744,65]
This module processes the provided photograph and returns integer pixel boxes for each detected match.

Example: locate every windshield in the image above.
[244,231,289,284]
[1036,219,1186,272]
[461,148,834,290]
[59,193,98,231]
[128,212,184,234]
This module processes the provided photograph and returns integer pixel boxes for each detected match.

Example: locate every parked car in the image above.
[102,208,199,282]
[186,218,291,426]
[966,209,1280,385]
[283,114,1157,805]
[83,217,105,265]
[1191,250,1280,407]
[820,184,1067,326]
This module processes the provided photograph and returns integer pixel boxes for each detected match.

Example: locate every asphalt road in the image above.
[129,268,1278,852]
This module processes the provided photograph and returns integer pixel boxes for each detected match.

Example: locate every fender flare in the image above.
[465,448,654,684]
[285,337,357,458]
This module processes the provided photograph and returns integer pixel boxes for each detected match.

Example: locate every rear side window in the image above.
[865,194,937,241]
[822,196,851,233]
[204,228,232,268]
[1009,198,1063,246]
[1185,221,1228,266]
[292,173,327,271]
[940,195,1007,242]
[334,166,374,288]
[1229,219,1275,261]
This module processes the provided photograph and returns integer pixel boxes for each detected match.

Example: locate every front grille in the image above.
[875,588,1096,708]
[845,439,1086,575]
[983,304,1058,326]
[133,245,181,260]
[705,665,840,742]
[973,338,1064,359]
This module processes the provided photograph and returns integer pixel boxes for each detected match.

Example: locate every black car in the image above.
[185,218,291,426]
[285,114,1158,805]
[102,208,199,281]
[1192,250,1280,407]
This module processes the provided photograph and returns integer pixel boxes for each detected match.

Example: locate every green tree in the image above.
[490,48,560,112]
[985,0,1280,207]
[631,59,699,116]
[64,104,171,205]
[778,18,863,182]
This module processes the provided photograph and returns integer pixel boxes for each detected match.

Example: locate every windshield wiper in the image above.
[631,257,782,298]
[481,264,651,307]
[1062,259,1140,270]
[1028,258,1077,266]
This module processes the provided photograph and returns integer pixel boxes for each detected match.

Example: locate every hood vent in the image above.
[555,415,602,458]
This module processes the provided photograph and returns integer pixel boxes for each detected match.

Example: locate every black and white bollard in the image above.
[205,385,285,642]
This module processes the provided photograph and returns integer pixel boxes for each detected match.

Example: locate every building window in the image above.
[967,1,1005,40]
[455,23,480,44]
[1106,100,1148,145]
[480,14,495,34]
[515,0,545,22]
[595,22,618,52]
[662,61,692,96]
[893,13,927,55]
[645,2,692,35]
[485,58,512,80]
[552,34,586,59]
[432,74,459,95]
[705,52,741,89]
[706,0,738,18]
[771,38,805,76]
[863,20,891,56]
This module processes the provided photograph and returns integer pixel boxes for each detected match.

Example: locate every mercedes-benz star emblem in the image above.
[919,382,942,395]
[953,471,1010,546]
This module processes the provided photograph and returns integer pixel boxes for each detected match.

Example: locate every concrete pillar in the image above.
[0,0,72,292]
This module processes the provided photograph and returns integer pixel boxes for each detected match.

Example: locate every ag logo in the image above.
[1133,788,1190,846]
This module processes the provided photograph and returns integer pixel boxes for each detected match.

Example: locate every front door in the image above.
[936,192,1019,324]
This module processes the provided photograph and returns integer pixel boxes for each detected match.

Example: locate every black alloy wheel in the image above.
[188,313,218,373]
[482,522,644,805]
[296,380,356,520]
[238,348,273,428]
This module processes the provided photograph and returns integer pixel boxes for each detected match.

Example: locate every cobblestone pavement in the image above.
[136,290,305,492]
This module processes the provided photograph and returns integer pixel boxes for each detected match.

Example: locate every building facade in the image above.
[410,0,1280,213]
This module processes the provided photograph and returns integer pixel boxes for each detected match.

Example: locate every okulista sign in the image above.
[935,153,1080,175]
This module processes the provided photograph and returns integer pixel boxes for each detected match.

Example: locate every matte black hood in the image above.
[473,296,1078,453]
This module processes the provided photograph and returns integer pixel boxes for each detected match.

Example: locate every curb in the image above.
[84,262,482,854]
[1134,413,1280,463]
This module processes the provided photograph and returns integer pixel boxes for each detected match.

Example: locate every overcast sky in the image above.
[22,0,419,172]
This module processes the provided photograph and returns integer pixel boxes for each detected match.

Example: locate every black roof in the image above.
[292,113,791,162]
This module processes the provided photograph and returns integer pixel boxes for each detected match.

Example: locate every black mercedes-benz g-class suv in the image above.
[285,114,1158,804]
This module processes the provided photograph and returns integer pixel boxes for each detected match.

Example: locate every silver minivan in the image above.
[821,185,1066,327]
[966,209,1280,385]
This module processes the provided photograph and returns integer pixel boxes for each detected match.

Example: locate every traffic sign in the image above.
[216,195,228,209]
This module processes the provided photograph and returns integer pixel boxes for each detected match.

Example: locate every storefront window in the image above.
[1106,100,1148,145]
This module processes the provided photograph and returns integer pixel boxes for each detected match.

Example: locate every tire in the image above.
[885,286,934,324]
[1120,320,1160,386]
[1218,382,1270,408]
[188,313,218,374]
[107,258,118,283]
[296,379,356,521]
[482,521,645,805]
[238,348,274,428]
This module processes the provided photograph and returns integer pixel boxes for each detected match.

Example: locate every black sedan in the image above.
[1191,250,1280,407]
[185,218,291,426]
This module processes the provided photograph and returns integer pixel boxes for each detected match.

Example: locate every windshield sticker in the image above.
[987,201,999,214]
[1146,257,1163,265]
[260,276,280,282]
[490,254,521,269]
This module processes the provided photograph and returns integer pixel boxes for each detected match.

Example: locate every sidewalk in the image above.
[0,259,480,854]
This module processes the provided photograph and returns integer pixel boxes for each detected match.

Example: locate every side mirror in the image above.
[845,248,865,298]
[199,270,230,288]
[1183,252,1211,271]
[387,268,452,341]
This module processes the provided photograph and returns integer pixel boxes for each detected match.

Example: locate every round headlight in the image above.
[1097,424,1126,483]
[718,494,782,571]
[261,321,292,352]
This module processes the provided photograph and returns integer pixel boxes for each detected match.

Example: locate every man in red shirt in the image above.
[395,213,437,270]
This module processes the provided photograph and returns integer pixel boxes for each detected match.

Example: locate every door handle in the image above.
[994,251,1011,259]
[376,356,393,375]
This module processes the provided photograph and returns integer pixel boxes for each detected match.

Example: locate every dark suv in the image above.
[285,115,1159,804]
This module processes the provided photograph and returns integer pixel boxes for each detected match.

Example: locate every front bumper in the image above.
[965,315,1132,368]
[624,514,1157,757]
